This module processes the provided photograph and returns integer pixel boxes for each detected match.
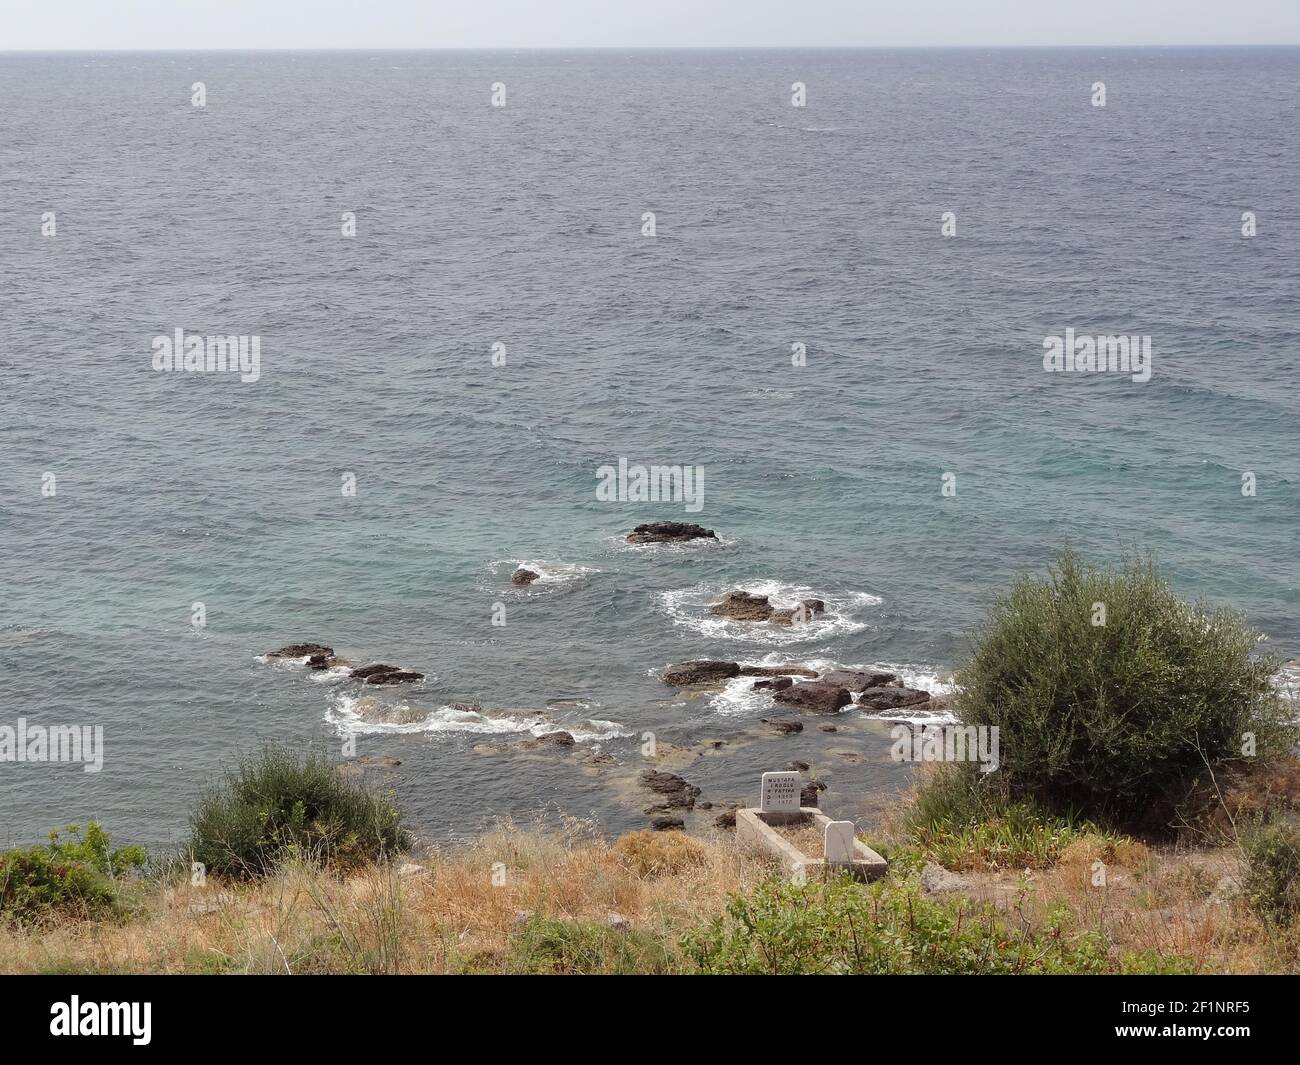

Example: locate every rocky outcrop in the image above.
[662,660,740,686]
[760,718,804,734]
[753,676,793,692]
[738,664,820,678]
[511,567,540,585]
[638,769,701,810]
[266,642,334,659]
[350,663,425,685]
[711,592,825,625]
[858,686,930,710]
[710,591,774,621]
[800,780,827,807]
[527,731,576,748]
[820,669,897,693]
[626,521,717,545]
[773,681,853,713]
[650,817,685,832]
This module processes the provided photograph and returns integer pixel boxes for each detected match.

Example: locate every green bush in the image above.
[683,875,1119,974]
[953,550,1291,830]
[1242,819,1300,924]
[0,823,146,924]
[505,917,674,975]
[187,747,407,879]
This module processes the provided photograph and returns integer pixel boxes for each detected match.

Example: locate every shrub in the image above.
[909,796,1129,872]
[0,823,146,924]
[683,875,1118,975]
[1242,819,1300,924]
[953,550,1292,830]
[187,747,407,879]
[506,916,674,975]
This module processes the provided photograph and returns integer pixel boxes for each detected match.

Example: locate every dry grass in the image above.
[0,819,769,975]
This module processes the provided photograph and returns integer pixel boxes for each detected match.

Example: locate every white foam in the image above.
[657,580,881,645]
[497,559,601,587]
[610,533,737,554]
[326,694,630,743]
[707,653,959,724]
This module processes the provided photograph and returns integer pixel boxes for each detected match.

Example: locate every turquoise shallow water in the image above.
[1,48,1297,847]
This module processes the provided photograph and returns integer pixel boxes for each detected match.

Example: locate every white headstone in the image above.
[824,820,855,863]
[760,771,801,812]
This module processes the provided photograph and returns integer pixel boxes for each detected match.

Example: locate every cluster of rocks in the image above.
[625,521,717,545]
[709,590,825,626]
[264,643,425,686]
[662,659,931,715]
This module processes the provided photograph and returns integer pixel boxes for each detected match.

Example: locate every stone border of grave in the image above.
[734,771,888,882]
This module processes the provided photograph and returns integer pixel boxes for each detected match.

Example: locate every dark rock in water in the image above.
[714,810,737,829]
[626,521,717,545]
[773,681,852,713]
[662,660,740,686]
[362,669,424,685]
[349,663,425,685]
[820,669,897,693]
[819,724,839,733]
[306,654,332,671]
[785,760,810,772]
[511,567,540,586]
[351,663,403,680]
[753,676,794,692]
[801,780,827,807]
[266,642,334,659]
[760,718,804,735]
[638,769,701,809]
[710,590,774,622]
[531,731,576,748]
[858,686,930,710]
[801,599,826,615]
[739,664,820,678]
[650,817,685,832]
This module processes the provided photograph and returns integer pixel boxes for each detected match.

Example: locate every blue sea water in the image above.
[0,48,1297,848]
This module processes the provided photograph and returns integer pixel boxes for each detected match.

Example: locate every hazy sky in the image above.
[4,0,1300,49]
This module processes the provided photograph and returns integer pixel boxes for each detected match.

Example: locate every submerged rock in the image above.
[759,718,804,735]
[527,730,576,749]
[626,521,717,545]
[753,676,794,692]
[773,681,852,713]
[638,769,701,810]
[662,660,740,686]
[858,686,930,710]
[511,567,540,586]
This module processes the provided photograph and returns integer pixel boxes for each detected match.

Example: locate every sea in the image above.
[1,47,1297,849]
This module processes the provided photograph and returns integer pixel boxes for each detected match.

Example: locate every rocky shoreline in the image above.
[259,522,948,835]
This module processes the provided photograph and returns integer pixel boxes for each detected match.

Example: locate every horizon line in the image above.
[4,43,1300,53]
